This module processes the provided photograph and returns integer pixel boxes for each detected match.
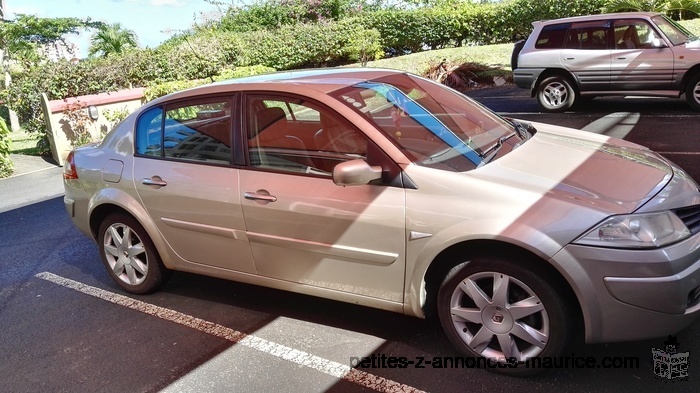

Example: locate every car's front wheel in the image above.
[98,213,169,294]
[686,73,700,111]
[536,76,576,112]
[437,257,573,375]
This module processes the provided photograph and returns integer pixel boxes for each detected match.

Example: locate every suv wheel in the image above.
[437,257,572,375]
[537,76,576,112]
[686,74,700,111]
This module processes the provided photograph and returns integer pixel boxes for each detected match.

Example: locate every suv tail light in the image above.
[63,151,78,179]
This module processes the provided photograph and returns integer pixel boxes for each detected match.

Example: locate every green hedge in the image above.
[144,65,276,101]
[356,0,608,55]
[233,21,382,69]
[0,117,12,178]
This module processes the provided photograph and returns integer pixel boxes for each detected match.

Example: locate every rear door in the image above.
[560,21,613,91]
[132,96,256,274]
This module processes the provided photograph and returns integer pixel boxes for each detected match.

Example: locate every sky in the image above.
[6,0,227,58]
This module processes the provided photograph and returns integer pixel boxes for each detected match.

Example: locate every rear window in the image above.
[535,23,569,49]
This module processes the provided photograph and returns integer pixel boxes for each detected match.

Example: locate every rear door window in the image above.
[135,98,234,165]
[565,21,611,50]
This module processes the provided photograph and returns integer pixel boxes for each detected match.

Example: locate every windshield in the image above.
[652,15,694,45]
[330,73,526,172]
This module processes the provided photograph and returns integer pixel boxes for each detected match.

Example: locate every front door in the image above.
[240,94,406,302]
[610,19,676,91]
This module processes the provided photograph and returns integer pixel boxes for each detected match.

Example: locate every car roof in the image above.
[535,11,663,26]
[147,67,406,107]
[214,67,401,86]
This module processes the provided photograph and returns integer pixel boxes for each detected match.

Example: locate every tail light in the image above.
[63,151,79,180]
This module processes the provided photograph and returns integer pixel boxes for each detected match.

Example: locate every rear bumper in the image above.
[63,181,93,240]
[551,234,700,344]
[513,68,545,91]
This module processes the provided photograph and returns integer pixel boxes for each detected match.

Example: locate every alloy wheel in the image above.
[102,222,149,286]
[448,271,549,361]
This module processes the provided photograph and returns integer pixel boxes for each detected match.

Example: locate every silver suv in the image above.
[513,12,700,112]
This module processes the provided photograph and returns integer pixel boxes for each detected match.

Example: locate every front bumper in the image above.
[551,233,700,344]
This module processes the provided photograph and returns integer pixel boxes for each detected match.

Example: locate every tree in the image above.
[88,23,139,58]
[0,14,98,65]
[602,0,700,18]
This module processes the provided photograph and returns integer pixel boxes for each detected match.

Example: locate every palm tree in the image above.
[603,0,700,18]
[88,23,138,58]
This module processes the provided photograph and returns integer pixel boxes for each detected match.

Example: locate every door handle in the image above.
[244,192,277,203]
[142,176,167,187]
[564,57,575,60]
[616,57,627,60]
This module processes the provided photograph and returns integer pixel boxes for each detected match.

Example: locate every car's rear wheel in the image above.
[537,76,576,112]
[686,74,700,111]
[437,257,572,375]
[98,213,168,294]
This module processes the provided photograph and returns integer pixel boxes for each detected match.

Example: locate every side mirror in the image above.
[332,159,382,186]
[652,38,666,48]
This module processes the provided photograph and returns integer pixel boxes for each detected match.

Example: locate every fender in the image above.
[88,187,179,269]
[403,218,568,318]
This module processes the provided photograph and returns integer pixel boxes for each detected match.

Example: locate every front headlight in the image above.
[573,211,690,249]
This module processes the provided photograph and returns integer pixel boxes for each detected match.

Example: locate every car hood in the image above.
[472,121,672,216]
[685,39,700,49]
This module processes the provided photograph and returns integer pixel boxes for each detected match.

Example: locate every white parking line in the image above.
[35,272,426,393]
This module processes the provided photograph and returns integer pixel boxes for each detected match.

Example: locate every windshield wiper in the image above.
[479,132,517,166]
[509,119,536,140]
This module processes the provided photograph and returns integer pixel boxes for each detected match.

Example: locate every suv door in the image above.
[239,94,407,302]
[561,21,613,92]
[610,19,675,91]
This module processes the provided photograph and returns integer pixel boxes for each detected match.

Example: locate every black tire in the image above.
[437,257,573,375]
[686,73,700,111]
[98,213,169,294]
[536,76,576,112]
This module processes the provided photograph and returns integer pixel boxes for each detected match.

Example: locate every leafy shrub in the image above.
[0,106,10,127]
[144,65,276,101]
[62,100,96,147]
[144,80,207,101]
[217,0,362,32]
[215,65,277,80]
[235,20,382,69]
[356,0,608,55]
[102,106,132,129]
[0,117,13,178]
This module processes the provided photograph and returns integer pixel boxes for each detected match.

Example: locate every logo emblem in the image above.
[652,336,689,381]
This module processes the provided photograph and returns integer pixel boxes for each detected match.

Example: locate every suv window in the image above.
[652,15,690,46]
[566,21,610,50]
[535,23,569,49]
[614,20,660,49]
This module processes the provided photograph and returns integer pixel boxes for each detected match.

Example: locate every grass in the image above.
[9,128,42,155]
[371,43,513,73]
[364,43,513,76]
